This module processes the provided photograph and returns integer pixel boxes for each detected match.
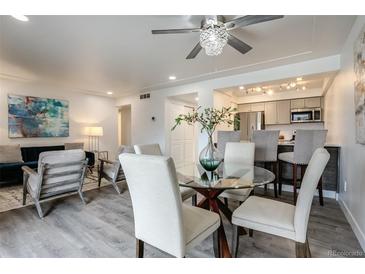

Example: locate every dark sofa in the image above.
[0,145,95,186]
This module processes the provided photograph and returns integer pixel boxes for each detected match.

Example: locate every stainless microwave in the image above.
[291,108,322,123]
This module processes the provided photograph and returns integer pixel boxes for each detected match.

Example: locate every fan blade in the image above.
[225,15,284,30]
[151,28,200,34]
[227,34,252,54]
[186,42,202,59]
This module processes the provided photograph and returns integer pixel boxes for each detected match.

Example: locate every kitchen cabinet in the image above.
[250,102,265,112]
[291,97,322,109]
[276,100,291,124]
[304,97,321,108]
[264,102,277,125]
[291,99,305,109]
[238,104,251,112]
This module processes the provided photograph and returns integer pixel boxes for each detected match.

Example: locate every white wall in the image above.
[324,16,365,251]
[117,55,341,154]
[0,78,119,158]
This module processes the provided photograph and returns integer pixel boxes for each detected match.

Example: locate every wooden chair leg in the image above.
[136,238,144,258]
[295,241,307,258]
[34,201,44,219]
[111,180,122,194]
[306,239,312,258]
[278,161,282,195]
[248,229,253,237]
[78,190,86,204]
[213,230,220,258]
[318,176,324,206]
[231,225,239,258]
[224,198,228,207]
[273,162,278,198]
[293,164,297,205]
[22,173,28,205]
[264,162,268,191]
[192,194,197,206]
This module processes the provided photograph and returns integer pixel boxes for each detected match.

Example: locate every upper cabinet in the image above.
[276,100,291,124]
[304,97,321,108]
[250,102,265,112]
[237,96,322,125]
[264,102,277,125]
[291,97,321,109]
[238,104,251,112]
[290,99,305,109]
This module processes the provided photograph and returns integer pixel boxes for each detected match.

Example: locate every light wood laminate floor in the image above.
[0,184,363,258]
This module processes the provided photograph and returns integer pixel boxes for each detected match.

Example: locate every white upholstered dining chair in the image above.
[119,153,220,258]
[231,148,330,258]
[251,130,280,197]
[134,143,197,206]
[219,142,255,205]
[278,129,328,205]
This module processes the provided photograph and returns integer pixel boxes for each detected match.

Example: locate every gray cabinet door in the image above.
[238,104,251,112]
[291,99,305,109]
[264,102,277,125]
[251,102,265,112]
[276,100,291,124]
[304,97,321,108]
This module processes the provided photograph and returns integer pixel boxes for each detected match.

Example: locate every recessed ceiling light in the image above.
[195,97,199,101]
[296,77,303,81]
[256,87,262,92]
[286,85,290,90]
[239,86,244,90]
[302,86,306,90]
[106,91,113,95]
[11,15,29,22]
[169,75,176,80]
[267,89,274,95]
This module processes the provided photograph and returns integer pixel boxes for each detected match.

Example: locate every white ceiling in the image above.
[0,15,356,97]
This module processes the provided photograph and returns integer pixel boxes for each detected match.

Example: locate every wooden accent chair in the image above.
[231,148,330,258]
[22,149,88,218]
[98,145,134,194]
[278,129,328,205]
[133,143,197,206]
[119,153,220,257]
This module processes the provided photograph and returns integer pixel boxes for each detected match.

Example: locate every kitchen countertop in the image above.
[278,141,340,147]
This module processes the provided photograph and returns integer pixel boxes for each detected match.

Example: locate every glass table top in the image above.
[177,163,275,190]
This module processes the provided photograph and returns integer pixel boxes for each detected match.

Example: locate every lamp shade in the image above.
[85,126,103,137]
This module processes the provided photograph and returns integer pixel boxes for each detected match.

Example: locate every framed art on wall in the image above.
[354,24,365,144]
[8,94,69,138]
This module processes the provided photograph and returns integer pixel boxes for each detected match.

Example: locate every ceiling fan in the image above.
[151,15,284,59]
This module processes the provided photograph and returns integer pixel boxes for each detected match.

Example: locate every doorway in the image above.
[166,93,198,171]
[118,105,131,146]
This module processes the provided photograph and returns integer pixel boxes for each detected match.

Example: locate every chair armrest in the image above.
[22,166,38,176]
[99,158,115,165]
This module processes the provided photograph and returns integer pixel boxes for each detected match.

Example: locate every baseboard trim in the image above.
[262,184,337,199]
[338,197,365,252]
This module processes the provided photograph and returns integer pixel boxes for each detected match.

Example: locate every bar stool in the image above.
[278,129,328,205]
[251,130,280,198]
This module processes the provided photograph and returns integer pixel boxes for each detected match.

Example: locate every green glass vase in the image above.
[199,135,223,172]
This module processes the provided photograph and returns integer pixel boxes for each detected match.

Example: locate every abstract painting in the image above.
[354,24,365,144]
[8,95,69,138]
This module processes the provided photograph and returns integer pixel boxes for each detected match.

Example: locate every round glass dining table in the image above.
[177,163,275,258]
